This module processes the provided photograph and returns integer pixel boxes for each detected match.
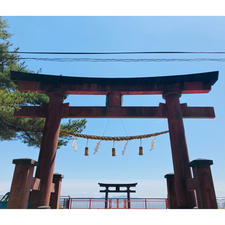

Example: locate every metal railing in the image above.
[217,197,225,209]
[60,198,168,209]
[60,197,225,209]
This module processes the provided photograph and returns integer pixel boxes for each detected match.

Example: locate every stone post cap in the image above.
[37,205,51,209]
[53,173,64,179]
[189,158,213,167]
[12,158,38,166]
[164,173,174,178]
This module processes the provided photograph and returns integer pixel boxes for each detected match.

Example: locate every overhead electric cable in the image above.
[6,51,225,55]
[4,57,225,62]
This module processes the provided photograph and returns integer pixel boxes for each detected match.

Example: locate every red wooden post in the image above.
[109,199,112,209]
[69,199,72,209]
[163,91,196,208]
[30,92,65,208]
[49,173,64,209]
[165,199,168,209]
[7,158,37,209]
[189,159,218,209]
[164,173,178,209]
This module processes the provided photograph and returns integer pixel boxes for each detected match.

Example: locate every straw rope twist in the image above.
[60,130,169,141]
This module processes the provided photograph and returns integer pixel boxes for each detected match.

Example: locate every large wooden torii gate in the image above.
[9,70,218,209]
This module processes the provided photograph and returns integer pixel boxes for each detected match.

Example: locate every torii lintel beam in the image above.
[11,71,218,95]
[14,104,215,118]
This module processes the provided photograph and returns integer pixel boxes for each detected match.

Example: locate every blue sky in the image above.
[0,16,225,198]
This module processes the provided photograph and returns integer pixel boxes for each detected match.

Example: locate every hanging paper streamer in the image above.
[72,137,77,152]
[93,141,101,154]
[122,141,129,156]
[150,136,156,151]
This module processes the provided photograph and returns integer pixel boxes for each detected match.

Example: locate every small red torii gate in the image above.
[7,70,218,209]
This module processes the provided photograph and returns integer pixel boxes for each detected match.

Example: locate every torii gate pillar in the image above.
[163,91,196,208]
[30,92,65,208]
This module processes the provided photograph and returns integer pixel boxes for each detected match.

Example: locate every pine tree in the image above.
[0,17,86,148]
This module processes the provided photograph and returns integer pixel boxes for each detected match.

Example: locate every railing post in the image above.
[7,158,37,209]
[49,173,64,209]
[117,199,119,209]
[145,198,147,209]
[89,199,91,209]
[69,199,72,209]
[189,159,218,209]
[165,199,168,209]
[109,199,112,209]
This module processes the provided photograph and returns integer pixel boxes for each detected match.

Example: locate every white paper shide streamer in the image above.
[93,141,101,154]
[122,141,129,155]
[150,136,156,151]
[72,137,77,152]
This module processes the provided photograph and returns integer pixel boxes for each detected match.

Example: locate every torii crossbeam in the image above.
[10,70,218,209]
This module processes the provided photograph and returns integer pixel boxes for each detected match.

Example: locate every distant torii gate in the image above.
[8,70,218,209]
[98,183,137,208]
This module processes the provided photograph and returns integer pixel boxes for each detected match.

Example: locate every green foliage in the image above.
[0,17,86,148]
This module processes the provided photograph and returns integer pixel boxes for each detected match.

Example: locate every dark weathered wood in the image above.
[29,92,65,208]
[164,174,178,209]
[163,92,196,208]
[127,190,131,208]
[105,187,108,209]
[11,71,218,94]
[30,178,41,191]
[7,158,37,209]
[50,173,64,209]
[106,91,122,107]
[100,190,136,193]
[14,105,215,118]
[189,159,218,209]
[98,183,138,187]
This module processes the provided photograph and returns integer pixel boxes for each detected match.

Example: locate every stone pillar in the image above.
[50,173,64,209]
[30,92,65,208]
[189,159,218,209]
[164,174,178,209]
[163,91,196,208]
[7,158,37,209]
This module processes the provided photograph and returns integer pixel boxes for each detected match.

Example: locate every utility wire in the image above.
[5,57,225,62]
[6,51,225,55]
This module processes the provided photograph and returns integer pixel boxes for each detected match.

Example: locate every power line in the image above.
[6,51,225,55]
[7,57,225,62]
